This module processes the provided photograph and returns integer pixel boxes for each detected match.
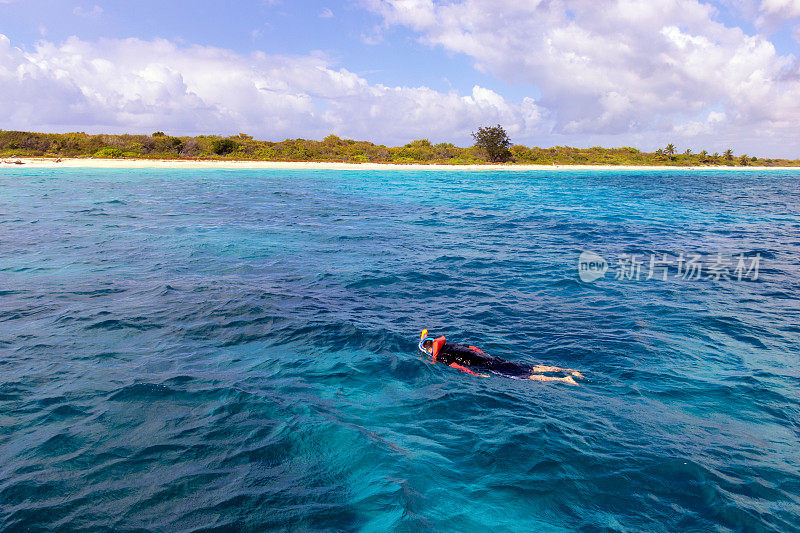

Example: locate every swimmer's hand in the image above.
[570,370,584,380]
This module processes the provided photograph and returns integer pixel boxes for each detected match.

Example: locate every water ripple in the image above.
[1,168,799,531]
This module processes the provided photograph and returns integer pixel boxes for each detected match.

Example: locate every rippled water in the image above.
[1,168,800,531]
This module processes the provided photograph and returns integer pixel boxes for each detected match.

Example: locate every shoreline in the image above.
[3,157,800,171]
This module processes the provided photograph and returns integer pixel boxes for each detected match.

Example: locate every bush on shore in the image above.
[0,130,796,166]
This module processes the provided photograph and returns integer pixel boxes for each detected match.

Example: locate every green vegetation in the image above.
[211,138,239,155]
[472,124,512,162]
[1,129,798,167]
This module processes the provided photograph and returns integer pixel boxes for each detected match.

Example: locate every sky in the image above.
[1,0,799,156]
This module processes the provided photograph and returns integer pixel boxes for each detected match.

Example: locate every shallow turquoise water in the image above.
[1,168,799,531]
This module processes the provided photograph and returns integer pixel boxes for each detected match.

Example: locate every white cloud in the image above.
[759,0,800,18]
[365,0,800,156]
[73,5,103,18]
[673,110,727,136]
[0,34,542,144]
[319,7,334,18]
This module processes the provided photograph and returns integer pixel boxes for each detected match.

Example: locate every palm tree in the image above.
[724,149,734,161]
[684,149,692,155]
[665,143,676,155]
[700,150,708,157]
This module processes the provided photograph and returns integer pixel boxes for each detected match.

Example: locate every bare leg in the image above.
[530,365,563,373]
[531,365,584,379]
[529,374,578,385]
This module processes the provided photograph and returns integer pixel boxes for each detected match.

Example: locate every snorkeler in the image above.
[418,330,584,384]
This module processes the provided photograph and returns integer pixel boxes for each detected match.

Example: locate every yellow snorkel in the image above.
[418,329,432,355]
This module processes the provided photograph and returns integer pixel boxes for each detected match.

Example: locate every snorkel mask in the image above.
[418,329,433,356]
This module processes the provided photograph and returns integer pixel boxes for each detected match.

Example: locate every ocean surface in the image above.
[1,167,799,532]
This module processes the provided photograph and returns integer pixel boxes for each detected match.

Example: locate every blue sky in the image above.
[2,0,800,156]
[2,1,522,98]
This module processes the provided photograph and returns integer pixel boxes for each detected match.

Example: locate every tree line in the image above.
[0,127,796,167]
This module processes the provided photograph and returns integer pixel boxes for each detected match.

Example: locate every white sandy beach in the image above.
[2,157,799,171]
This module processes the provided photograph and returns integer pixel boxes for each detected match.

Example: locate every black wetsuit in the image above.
[436,343,533,379]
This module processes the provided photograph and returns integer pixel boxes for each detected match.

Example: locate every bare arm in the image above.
[448,362,490,378]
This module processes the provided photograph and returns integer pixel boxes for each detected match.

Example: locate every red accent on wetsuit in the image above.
[431,336,446,363]
[468,346,484,354]
[449,362,481,376]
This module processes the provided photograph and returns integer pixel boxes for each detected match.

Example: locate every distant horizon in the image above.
[0,127,788,157]
[4,129,799,167]
[2,1,800,158]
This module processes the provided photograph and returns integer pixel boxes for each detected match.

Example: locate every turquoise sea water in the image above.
[1,167,799,531]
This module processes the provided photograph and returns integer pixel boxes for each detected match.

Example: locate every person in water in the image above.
[419,330,583,384]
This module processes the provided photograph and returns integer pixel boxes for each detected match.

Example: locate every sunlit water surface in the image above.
[1,168,799,531]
